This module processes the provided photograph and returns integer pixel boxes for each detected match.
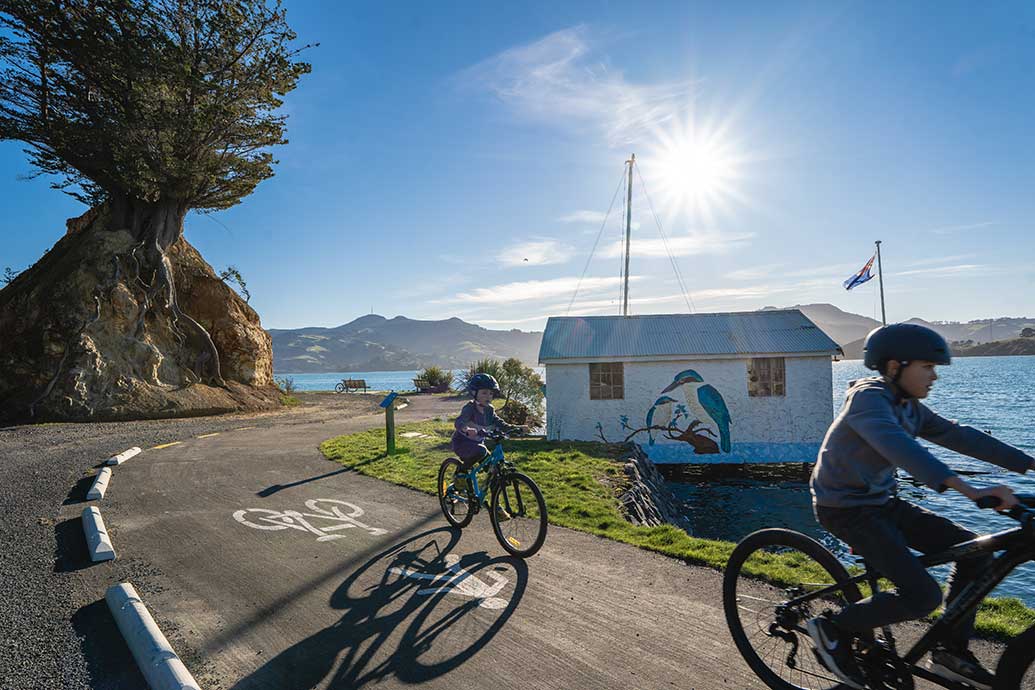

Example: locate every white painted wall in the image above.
[544,356,833,463]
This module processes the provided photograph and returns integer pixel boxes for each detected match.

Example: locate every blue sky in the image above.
[3,1,1034,331]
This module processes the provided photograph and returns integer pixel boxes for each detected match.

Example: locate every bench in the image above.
[335,378,368,393]
[413,378,449,394]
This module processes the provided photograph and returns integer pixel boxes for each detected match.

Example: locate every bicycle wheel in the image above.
[490,472,547,558]
[994,622,1035,690]
[335,382,346,393]
[438,458,475,528]
[723,528,864,690]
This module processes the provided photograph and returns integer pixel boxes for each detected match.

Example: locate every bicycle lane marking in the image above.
[388,553,510,610]
[232,498,389,543]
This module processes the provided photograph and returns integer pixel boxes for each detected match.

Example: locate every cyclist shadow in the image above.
[231,527,529,690]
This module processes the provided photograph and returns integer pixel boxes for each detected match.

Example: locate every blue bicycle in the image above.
[437,429,548,558]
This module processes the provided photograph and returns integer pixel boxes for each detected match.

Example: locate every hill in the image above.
[269,315,542,373]
[953,337,1035,357]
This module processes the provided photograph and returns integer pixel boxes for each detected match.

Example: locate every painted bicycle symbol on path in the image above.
[389,553,510,609]
[233,498,387,542]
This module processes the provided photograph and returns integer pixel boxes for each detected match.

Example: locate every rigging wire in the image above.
[566,166,628,316]
[634,161,696,313]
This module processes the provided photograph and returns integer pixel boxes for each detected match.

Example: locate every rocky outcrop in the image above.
[617,445,692,532]
[0,206,279,422]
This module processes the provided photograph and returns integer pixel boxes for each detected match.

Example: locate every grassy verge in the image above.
[320,420,1035,639]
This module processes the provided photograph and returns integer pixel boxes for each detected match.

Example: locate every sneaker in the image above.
[928,647,994,690]
[806,613,866,689]
[482,496,511,522]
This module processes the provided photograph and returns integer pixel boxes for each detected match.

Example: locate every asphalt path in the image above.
[30,394,1026,689]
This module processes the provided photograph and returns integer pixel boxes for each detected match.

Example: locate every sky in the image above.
[2,1,1034,332]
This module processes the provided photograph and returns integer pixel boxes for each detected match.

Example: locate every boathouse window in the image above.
[748,357,785,397]
[589,363,624,400]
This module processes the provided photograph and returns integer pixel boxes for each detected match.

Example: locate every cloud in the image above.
[927,222,996,235]
[496,239,574,267]
[457,26,693,146]
[599,232,753,258]
[892,264,988,278]
[559,210,607,224]
[435,275,639,305]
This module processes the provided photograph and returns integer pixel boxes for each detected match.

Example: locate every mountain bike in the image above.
[723,494,1035,690]
[437,429,548,558]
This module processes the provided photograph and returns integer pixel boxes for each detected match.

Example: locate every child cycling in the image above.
[451,373,528,517]
[808,323,1035,690]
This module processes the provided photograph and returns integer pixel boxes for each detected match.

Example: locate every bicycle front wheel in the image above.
[437,458,475,528]
[723,528,864,690]
[335,382,346,393]
[490,472,547,558]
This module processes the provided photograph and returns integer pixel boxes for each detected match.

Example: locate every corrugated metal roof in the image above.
[538,309,841,361]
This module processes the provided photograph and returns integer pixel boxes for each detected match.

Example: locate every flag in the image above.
[843,254,876,291]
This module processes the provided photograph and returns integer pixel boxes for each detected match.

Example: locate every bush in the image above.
[498,399,542,427]
[274,376,296,395]
[414,366,453,389]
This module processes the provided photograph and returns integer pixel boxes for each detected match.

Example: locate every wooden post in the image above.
[386,404,396,454]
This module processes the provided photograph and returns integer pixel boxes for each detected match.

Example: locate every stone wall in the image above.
[616,444,693,532]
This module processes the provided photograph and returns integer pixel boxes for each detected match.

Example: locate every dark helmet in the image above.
[467,372,501,397]
[863,323,952,371]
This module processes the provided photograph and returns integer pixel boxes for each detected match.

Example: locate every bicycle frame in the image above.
[455,441,506,505]
[780,520,1035,686]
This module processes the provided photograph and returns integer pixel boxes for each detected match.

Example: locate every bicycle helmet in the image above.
[467,372,501,398]
[863,323,952,372]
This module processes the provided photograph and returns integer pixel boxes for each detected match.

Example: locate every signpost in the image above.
[379,392,407,454]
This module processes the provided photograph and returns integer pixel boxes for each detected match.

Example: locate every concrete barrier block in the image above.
[105,583,201,690]
[82,506,116,562]
[87,467,112,500]
[106,446,142,466]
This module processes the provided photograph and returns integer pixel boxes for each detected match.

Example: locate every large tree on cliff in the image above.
[0,0,310,408]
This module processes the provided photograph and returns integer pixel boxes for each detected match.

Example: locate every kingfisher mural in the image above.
[596,368,732,455]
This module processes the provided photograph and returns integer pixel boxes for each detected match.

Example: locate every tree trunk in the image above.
[109,195,225,386]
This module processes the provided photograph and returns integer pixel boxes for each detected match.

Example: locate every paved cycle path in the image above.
[91,396,1013,689]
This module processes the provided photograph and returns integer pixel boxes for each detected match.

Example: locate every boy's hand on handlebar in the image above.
[972,485,1019,512]
[464,427,480,439]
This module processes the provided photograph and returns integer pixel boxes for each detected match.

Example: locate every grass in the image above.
[320,420,1035,639]
[280,394,302,407]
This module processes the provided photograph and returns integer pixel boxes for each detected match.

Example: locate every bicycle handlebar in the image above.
[975,495,1035,527]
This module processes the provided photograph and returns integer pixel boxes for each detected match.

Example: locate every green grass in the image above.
[280,395,301,407]
[320,420,1035,639]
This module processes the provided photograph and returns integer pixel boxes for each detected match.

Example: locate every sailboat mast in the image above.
[623,153,634,316]
[875,239,887,325]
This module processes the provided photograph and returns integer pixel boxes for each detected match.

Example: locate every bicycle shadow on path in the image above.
[230,527,529,689]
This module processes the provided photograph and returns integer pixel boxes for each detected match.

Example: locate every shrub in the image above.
[414,366,453,389]
[460,357,544,422]
[274,376,296,395]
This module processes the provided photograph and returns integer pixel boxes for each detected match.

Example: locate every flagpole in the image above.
[875,240,886,325]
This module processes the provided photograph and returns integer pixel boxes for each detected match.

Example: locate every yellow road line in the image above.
[233,426,256,431]
[197,432,220,438]
[151,441,182,450]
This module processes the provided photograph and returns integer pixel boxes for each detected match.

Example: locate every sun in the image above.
[646,119,745,225]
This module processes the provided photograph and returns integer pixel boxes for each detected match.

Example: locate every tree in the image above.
[459,357,544,425]
[0,0,312,384]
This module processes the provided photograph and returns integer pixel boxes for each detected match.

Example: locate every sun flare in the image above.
[647,120,744,224]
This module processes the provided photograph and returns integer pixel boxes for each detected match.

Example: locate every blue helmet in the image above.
[467,373,501,398]
[863,323,951,372]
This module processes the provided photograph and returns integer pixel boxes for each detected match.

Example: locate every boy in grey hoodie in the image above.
[808,324,1034,690]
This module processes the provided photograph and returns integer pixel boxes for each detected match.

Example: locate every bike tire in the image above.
[335,382,346,393]
[490,472,547,558]
[723,528,864,690]
[994,622,1035,690]
[438,458,475,528]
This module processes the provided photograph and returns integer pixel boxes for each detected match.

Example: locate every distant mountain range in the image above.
[269,315,542,373]
[764,304,1035,360]
[269,306,1035,372]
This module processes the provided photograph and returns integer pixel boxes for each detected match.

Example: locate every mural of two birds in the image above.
[647,369,732,452]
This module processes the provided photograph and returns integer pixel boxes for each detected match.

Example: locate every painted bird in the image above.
[661,369,732,453]
[645,395,678,445]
